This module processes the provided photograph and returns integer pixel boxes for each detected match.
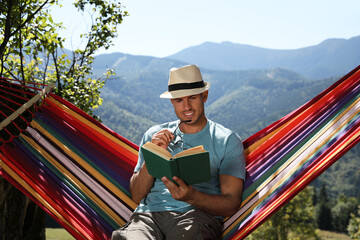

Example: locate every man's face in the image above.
[170,91,208,126]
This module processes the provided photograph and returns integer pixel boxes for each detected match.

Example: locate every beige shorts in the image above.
[111,209,222,240]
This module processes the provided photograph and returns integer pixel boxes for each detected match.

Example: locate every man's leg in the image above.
[163,209,222,240]
[111,212,164,240]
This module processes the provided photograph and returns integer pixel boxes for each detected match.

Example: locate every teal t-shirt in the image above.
[134,119,246,213]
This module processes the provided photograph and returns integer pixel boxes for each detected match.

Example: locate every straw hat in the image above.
[160,65,210,99]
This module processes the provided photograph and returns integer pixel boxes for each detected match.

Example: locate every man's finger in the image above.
[172,176,187,188]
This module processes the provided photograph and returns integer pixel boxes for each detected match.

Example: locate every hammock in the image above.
[1,65,360,239]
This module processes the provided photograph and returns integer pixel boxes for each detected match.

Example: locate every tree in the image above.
[315,184,333,231]
[248,187,319,240]
[0,0,127,238]
[348,206,360,239]
[332,194,358,233]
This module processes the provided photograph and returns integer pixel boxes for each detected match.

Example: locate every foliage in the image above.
[247,187,319,240]
[316,185,333,231]
[0,0,128,238]
[0,0,128,117]
[331,195,358,233]
[314,144,360,200]
[348,206,360,239]
[93,54,360,202]
[93,55,360,235]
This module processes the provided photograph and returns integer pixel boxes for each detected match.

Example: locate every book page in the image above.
[173,145,206,158]
[142,142,172,160]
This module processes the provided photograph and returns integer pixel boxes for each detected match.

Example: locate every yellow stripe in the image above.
[243,96,360,207]
[21,133,127,226]
[233,130,360,240]
[0,156,85,239]
[22,128,136,226]
[244,123,288,156]
[47,96,138,156]
[31,120,137,210]
[224,100,360,235]
[246,96,360,206]
[223,98,360,237]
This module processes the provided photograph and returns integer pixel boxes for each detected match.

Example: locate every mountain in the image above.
[95,62,339,145]
[167,36,360,79]
[92,39,360,200]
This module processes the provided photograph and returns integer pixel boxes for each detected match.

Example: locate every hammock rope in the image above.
[0,65,360,239]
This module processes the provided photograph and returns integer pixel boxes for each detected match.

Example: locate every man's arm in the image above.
[130,129,174,204]
[162,174,244,216]
[129,163,154,204]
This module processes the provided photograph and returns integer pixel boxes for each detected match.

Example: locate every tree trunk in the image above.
[0,176,45,240]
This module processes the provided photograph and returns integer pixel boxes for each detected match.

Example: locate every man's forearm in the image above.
[129,163,154,204]
[162,175,243,217]
[186,190,242,217]
[162,176,242,217]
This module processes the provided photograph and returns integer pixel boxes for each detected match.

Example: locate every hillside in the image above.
[93,55,339,142]
[92,42,360,200]
[167,36,360,79]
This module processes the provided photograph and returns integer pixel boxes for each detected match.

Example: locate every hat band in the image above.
[168,81,205,92]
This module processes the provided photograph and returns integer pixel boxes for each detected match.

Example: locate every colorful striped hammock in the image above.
[1,64,360,239]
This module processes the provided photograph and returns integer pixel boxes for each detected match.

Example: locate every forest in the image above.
[0,0,359,239]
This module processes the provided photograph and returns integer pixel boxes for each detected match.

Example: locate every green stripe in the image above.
[35,116,131,198]
[19,135,120,229]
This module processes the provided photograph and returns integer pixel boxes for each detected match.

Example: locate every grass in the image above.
[47,228,352,240]
[317,230,351,240]
[46,228,75,240]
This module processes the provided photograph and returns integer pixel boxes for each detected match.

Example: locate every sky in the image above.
[52,0,360,58]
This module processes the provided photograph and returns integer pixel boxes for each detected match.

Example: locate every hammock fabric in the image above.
[1,64,360,239]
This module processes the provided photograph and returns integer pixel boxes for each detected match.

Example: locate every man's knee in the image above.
[167,210,222,239]
[111,213,163,240]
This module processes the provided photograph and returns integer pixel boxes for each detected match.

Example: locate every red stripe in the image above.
[246,69,360,168]
[0,159,85,240]
[41,100,136,173]
[49,93,139,151]
[230,119,360,240]
[244,64,360,147]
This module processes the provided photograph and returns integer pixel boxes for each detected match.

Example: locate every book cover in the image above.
[141,142,211,185]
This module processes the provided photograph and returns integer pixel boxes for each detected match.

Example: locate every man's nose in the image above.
[182,99,191,110]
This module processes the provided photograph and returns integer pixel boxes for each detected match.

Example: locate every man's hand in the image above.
[161,176,196,202]
[151,129,174,149]
[162,175,244,217]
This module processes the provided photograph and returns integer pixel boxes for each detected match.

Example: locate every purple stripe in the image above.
[11,138,114,237]
[244,83,360,188]
[36,113,132,191]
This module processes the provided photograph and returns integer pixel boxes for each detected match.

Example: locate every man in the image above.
[112,65,246,239]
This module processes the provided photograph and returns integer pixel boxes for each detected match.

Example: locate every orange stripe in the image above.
[30,120,137,211]
[232,124,360,240]
[0,153,89,240]
[246,69,360,163]
[45,97,138,167]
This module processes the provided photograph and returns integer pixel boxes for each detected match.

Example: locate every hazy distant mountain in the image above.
[92,46,360,199]
[167,36,360,79]
[93,55,334,144]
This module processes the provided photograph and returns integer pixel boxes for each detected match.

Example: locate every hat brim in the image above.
[160,82,210,99]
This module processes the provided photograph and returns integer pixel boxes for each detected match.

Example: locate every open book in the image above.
[141,141,211,185]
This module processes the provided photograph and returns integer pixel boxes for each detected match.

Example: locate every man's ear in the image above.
[202,91,209,103]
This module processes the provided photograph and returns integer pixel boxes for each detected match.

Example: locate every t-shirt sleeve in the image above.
[134,130,152,173]
[133,125,164,173]
[219,132,246,180]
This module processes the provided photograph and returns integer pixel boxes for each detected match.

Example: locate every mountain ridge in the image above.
[92,43,360,199]
[166,36,360,79]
